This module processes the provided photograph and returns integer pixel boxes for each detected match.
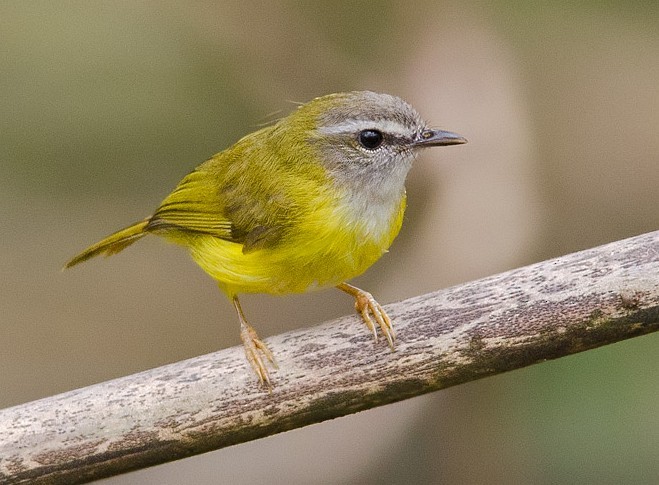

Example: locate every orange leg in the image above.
[232,296,277,387]
[336,282,395,349]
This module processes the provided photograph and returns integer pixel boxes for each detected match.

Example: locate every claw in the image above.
[357,301,379,341]
[233,296,277,388]
[338,282,396,349]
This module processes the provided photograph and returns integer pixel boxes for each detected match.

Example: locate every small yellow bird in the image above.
[66,91,466,386]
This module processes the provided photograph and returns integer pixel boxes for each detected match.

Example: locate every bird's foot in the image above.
[337,282,395,349]
[240,322,277,388]
[232,295,277,388]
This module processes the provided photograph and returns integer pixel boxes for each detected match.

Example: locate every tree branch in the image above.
[2,231,659,484]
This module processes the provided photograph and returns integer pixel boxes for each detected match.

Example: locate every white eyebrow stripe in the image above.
[318,119,413,137]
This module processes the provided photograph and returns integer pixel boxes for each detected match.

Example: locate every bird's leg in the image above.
[232,295,277,387]
[336,282,395,349]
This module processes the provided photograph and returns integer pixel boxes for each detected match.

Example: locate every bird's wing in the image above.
[146,161,288,252]
[147,167,233,239]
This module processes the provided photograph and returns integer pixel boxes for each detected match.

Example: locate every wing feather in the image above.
[146,156,288,250]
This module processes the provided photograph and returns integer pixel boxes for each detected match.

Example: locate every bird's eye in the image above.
[358,129,384,150]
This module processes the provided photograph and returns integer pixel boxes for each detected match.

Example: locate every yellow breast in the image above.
[187,188,406,297]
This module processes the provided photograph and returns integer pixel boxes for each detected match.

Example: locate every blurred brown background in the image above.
[2,1,659,484]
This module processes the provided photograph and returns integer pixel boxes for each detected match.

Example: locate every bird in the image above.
[65,91,467,386]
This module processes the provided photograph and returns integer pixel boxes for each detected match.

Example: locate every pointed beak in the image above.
[414,129,467,147]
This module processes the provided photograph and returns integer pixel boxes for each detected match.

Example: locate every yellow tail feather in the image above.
[65,218,150,269]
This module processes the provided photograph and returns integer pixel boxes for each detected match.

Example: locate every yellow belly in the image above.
[183,193,406,297]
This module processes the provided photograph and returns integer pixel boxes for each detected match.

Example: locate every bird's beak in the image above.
[414,129,467,147]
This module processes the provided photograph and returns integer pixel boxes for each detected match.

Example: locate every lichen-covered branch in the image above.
[1,231,659,484]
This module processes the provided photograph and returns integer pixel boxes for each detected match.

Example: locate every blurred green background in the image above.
[2,1,659,484]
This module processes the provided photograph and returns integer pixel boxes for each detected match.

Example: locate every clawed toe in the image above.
[338,283,396,349]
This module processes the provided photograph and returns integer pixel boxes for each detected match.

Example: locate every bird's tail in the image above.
[64,218,150,269]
